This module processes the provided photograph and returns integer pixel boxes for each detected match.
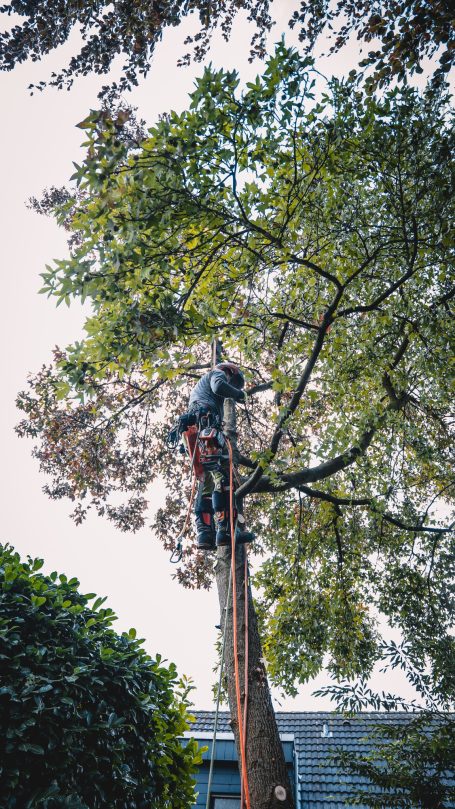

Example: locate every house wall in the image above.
[183,734,295,808]
[195,760,243,809]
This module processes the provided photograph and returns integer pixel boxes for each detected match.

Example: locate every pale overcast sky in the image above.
[1,4,418,710]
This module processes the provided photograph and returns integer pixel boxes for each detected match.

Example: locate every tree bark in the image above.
[216,397,295,809]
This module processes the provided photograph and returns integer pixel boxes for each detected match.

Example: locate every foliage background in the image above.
[15,44,454,699]
[0,543,199,808]
[1,3,451,710]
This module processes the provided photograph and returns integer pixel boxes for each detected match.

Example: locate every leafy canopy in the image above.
[17,46,455,696]
[0,543,199,808]
[0,0,453,93]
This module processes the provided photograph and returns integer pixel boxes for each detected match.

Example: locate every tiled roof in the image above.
[189,711,455,809]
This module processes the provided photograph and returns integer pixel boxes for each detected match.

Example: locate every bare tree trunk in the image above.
[216,398,294,809]
[215,547,295,809]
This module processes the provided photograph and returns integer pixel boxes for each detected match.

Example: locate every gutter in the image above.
[182,731,295,741]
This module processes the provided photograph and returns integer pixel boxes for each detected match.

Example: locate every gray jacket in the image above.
[188,370,244,420]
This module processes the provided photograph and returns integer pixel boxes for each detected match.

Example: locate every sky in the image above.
[1,3,418,711]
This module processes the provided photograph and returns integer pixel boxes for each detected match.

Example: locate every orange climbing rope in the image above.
[227,438,251,809]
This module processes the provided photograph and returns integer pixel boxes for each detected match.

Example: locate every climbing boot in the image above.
[212,490,254,547]
[214,512,254,547]
[195,514,215,550]
[194,495,215,551]
[214,512,230,546]
[235,514,255,545]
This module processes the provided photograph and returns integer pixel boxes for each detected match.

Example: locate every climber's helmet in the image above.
[216,362,245,390]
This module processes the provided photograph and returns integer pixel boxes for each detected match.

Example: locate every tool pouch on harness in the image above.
[192,408,224,473]
[198,426,226,471]
[168,406,225,478]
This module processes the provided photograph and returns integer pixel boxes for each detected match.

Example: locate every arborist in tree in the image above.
[170,362,255,551]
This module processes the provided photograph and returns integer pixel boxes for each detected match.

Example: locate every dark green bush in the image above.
[0,543,199,808]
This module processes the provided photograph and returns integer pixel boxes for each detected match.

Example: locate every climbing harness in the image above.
[168,409,225,480]
[169,408,228,561]
[197,425,226,471]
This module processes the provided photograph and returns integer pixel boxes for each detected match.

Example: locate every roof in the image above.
[188,711,454,809]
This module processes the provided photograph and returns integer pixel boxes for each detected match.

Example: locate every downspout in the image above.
[294,746,301,809]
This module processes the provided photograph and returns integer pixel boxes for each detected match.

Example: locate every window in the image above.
[212,797,241,809]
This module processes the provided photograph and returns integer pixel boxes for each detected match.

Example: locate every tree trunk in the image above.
[216,397,295,809]
[215,544,294,809]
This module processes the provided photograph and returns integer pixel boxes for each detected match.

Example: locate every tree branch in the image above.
[336,218,419,318]
[236,287,343,498]
[254,482,455,536]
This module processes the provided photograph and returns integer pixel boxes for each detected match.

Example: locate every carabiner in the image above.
[169,541,183,564]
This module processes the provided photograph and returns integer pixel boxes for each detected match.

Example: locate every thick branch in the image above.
[254,422,380,493]
[299,486,455,534]
[238,318,413,500]
[236,289,343,498]
[267,311,320,331]
[256,481,455,536]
